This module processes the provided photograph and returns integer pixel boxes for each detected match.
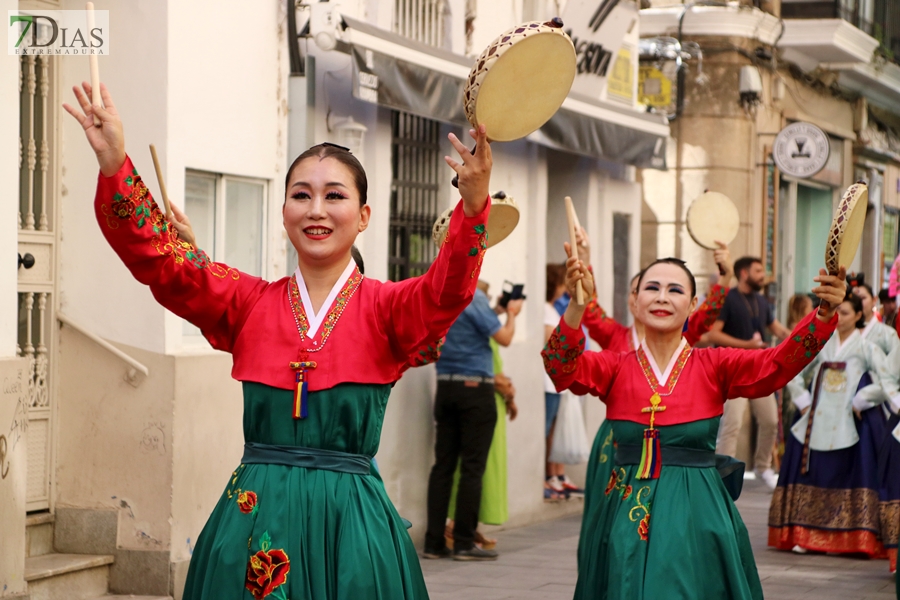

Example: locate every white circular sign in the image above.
[773,122,830,178]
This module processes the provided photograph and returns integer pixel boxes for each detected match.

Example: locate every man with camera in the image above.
[424,280,523,561]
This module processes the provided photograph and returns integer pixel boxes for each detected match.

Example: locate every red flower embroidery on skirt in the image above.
[622,485,632,501]
[638,513,651,541]
[245,532,290,599]
[604,471,617,495]
[237,490,258,514]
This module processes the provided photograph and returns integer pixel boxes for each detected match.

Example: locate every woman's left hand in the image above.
[446,125,492,217]
[169,201,197,248]
[713,240,732,284]
[813,266,847,321]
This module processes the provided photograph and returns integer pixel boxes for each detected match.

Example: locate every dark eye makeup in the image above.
[290,190,349,200]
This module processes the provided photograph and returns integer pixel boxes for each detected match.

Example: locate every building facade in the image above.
[638,0,900,464]
[1,0,665,597]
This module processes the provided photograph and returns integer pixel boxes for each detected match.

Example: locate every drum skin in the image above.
[825,182,868,275]
[464,20,576,142]
[686,191,740,250]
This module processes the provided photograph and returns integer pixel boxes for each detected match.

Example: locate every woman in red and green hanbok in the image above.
[543,252,845,600]
[574,244,730,600]
[66,82,496,600]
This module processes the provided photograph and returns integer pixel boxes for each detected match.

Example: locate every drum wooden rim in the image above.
[432,196,521,248]
[825,183,868,275]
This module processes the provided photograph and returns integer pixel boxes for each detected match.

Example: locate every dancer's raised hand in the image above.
[63,82,125,176]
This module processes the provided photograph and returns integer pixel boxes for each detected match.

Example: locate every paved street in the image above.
[421,480,897,599]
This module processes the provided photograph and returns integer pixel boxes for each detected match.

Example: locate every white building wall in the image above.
[57,0,170,354]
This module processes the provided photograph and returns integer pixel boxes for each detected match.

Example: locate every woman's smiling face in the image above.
[283,156,370,266]
[635,263,697,334]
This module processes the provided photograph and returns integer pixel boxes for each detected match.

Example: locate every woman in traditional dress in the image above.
[854,283,900,356]
[65,82,494,600]
[573,244,731,600]
[543,251,845,600]
[877,345,900,573]
[768,293,889,558]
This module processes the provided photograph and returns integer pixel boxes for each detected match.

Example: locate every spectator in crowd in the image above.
[708,256,790,490]
[544,263,582,499]
[445,281,518,551]
[769,292,889,557]
[879,288,897,329]
[424,278,523,561]
[853,283,900,356]
[787,293,813,329]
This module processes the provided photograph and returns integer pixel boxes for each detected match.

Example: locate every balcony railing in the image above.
[782,0,900,63]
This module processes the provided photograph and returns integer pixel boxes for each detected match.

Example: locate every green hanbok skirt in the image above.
[182,382,429,600]
[576,418,615,597]
[574,417,762,600]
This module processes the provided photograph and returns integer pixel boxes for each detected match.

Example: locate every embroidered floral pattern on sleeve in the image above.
[787,322,827,363]
[469,223,488,279]
[700,285,726,328]
[102,168,238,280]
[542,326,585,376]
[585,299,613,323]
[245,531,290,600]
[412,338,445,366]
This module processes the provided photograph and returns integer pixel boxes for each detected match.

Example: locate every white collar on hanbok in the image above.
[640,337,688,386]
[631,326,641,351]
[833,329,861,358]
[861,317,878,340]
[293,258,357,338]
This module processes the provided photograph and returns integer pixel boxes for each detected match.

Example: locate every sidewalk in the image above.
[421,480,897,599]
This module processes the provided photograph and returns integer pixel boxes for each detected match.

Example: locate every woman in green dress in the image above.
[543,252,845,599]
[66,81,494,599]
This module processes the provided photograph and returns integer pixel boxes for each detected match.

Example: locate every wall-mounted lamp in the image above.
[332,116,368,158]
[739,65,762,110]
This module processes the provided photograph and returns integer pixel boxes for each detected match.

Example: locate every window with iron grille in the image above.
[393,0,446,47]
[389,111,442,282]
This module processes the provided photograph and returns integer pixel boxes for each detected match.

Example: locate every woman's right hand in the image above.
[62,82,126,177]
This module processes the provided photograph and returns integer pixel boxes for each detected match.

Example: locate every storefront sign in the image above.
[562,0,638,98]
[607,46,634,103]
[638,66,671,107]
[773,122,830,179]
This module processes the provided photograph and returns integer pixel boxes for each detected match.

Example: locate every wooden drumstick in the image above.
[86,2,101,126]
[149,144,174,220]
[565,196,584,305]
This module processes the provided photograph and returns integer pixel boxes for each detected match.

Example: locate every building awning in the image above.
[341,16,669,169]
